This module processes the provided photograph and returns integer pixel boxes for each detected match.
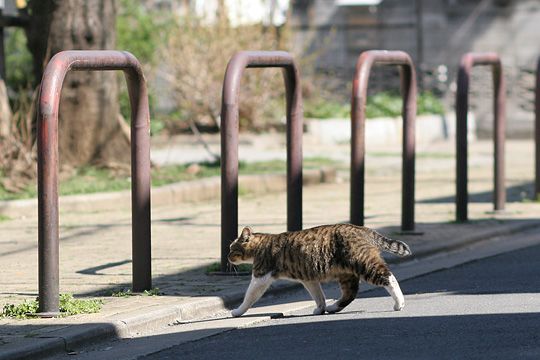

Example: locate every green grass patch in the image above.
[110,289,134,297]
[369,151,453,159]
[1,294,103,319]
[143,288,162,296]
[0,157,339,201]
[305,91,445,119]
[521,198,540,203]
[110,287,162,297]
[521,193,540,203]
[304,100,349,119]
[1,299,38,318]
[0,214,10,222]
[206,262,253,274]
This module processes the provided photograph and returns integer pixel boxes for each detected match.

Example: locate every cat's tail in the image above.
[371,231,412,257]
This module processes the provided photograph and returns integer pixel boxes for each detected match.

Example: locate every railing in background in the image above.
[37,50,152,316]
[535,57,540,199]
[456,52,506,222]
[350,50,417,232]
[220,51,303,272]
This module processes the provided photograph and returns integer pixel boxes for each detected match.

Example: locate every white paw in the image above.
[325,303,341,314]
[312,306,325,315]
[231,308,245,317]
[393,301,404,311]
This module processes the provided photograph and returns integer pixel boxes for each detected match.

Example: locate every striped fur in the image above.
[228,223,410,316]
[368,229,412,257]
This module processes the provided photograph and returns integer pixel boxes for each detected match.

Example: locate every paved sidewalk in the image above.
[1,139,539,359]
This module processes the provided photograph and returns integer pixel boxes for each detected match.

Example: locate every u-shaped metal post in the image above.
[456,52,506,222]
[220,51,303,272]
[350,50,417,232]
[535,57,540,199]
[37,50,152,315]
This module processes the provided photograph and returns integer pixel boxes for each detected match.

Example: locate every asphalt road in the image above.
[141,243,540,360]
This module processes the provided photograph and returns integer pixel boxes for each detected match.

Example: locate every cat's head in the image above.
[228,226,256,265]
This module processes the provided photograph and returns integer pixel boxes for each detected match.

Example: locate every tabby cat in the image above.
[228,224,411,317]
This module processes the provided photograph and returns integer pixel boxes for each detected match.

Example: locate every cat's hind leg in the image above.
[301,281,326,315]
[361,255,404,311]
[326,275,360,314]
[231,272,274,317]
[384,273,404,311]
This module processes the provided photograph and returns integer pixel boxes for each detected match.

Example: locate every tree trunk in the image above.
[26,0,129,167]
[0,79,11,137]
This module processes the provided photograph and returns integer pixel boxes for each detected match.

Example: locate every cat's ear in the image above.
[241,226,252,241]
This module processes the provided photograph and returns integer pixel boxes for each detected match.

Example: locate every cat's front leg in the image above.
[301,281,326,315]
[231,272,274,317]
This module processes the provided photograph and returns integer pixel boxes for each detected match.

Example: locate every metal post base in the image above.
[33,311,61,318]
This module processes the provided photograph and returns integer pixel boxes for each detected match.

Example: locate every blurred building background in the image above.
[290,0,540,137]
[146,0,540,138]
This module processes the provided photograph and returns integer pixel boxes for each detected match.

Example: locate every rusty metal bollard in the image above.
[535,58,540,199]
[350,50,417,232]
[220,51,303,272]
[37,50,152,316]
[456,52,506,222]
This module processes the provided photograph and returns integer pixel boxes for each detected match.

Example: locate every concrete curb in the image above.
[4,219,540,360]
[0,168,337,218]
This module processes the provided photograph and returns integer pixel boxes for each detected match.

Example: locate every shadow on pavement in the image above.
[418,181,533,204]
[2,312,538,359]
[135,312,540,360]
[0,222,121,258]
